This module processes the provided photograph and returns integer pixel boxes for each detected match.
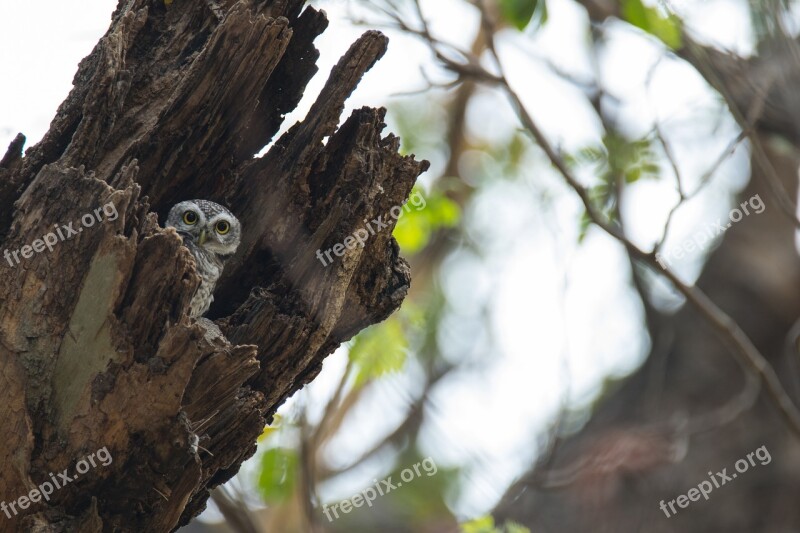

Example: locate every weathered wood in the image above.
[0,0,427,531]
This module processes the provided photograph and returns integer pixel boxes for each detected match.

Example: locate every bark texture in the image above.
[0,1,427,531]
[494,6,800,532]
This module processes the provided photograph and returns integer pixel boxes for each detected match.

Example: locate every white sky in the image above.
[0,0,754,523]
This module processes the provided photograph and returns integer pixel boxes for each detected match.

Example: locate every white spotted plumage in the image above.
[165,199,241,318]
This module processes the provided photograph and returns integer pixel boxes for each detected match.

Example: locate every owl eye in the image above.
[216,220,231,235]
[183,211,198,225]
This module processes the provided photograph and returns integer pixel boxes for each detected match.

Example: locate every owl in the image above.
[165,199,241,318]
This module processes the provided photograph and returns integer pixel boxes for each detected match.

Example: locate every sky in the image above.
[0,0,754,522]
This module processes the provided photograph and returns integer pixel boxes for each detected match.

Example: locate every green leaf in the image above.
[349,317,408,386]
[394,187,460,255]
[257,413,284,443]
[507,134,527,170]
[430,196,461,226]
[576,146,605,163]
[257,447,298,503]
[577,209,592,243]
[461,515,500,533]
[624,166,642,184]
[504,522,531,533]
[499,0,547,31]
[460,516,531,533]
[622,0,682,49]
[393,214,429,253]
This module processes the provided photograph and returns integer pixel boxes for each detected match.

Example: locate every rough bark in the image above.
[0,1,427,531]
[494,6,800,532]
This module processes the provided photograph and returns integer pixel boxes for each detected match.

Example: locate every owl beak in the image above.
[199,229,208,246]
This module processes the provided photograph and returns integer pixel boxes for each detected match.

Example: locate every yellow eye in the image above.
[183,211,198,225]
[216,221,230,235]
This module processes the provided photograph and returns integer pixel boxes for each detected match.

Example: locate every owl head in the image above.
[166,199,241,257]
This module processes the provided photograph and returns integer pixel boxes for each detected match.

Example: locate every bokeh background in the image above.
[3,0,795,531]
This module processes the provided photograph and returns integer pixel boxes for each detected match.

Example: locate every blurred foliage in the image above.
[348,315,409,386]
[749,0,794,44]
[462,515,532,533]
[499,0,548,30]
[597,134,660,185]
[257,413,284,443]
[392,99,450,160]
[257,447,299,503]
[394,187,461,254]
[381,453,459,520]
[567,133,660,241]
[621,0,682,48]
[505,133,529,175]
[312,451,458,531]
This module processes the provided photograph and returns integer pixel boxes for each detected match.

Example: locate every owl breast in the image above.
[185,239,224,318]
[165,199,241,318]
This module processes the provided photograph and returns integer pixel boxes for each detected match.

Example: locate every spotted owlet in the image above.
[165,199,241,318]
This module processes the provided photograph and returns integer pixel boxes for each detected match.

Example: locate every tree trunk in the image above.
[0,1,427,531]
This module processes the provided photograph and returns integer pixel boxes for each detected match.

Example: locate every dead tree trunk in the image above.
[0,1,427,531]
